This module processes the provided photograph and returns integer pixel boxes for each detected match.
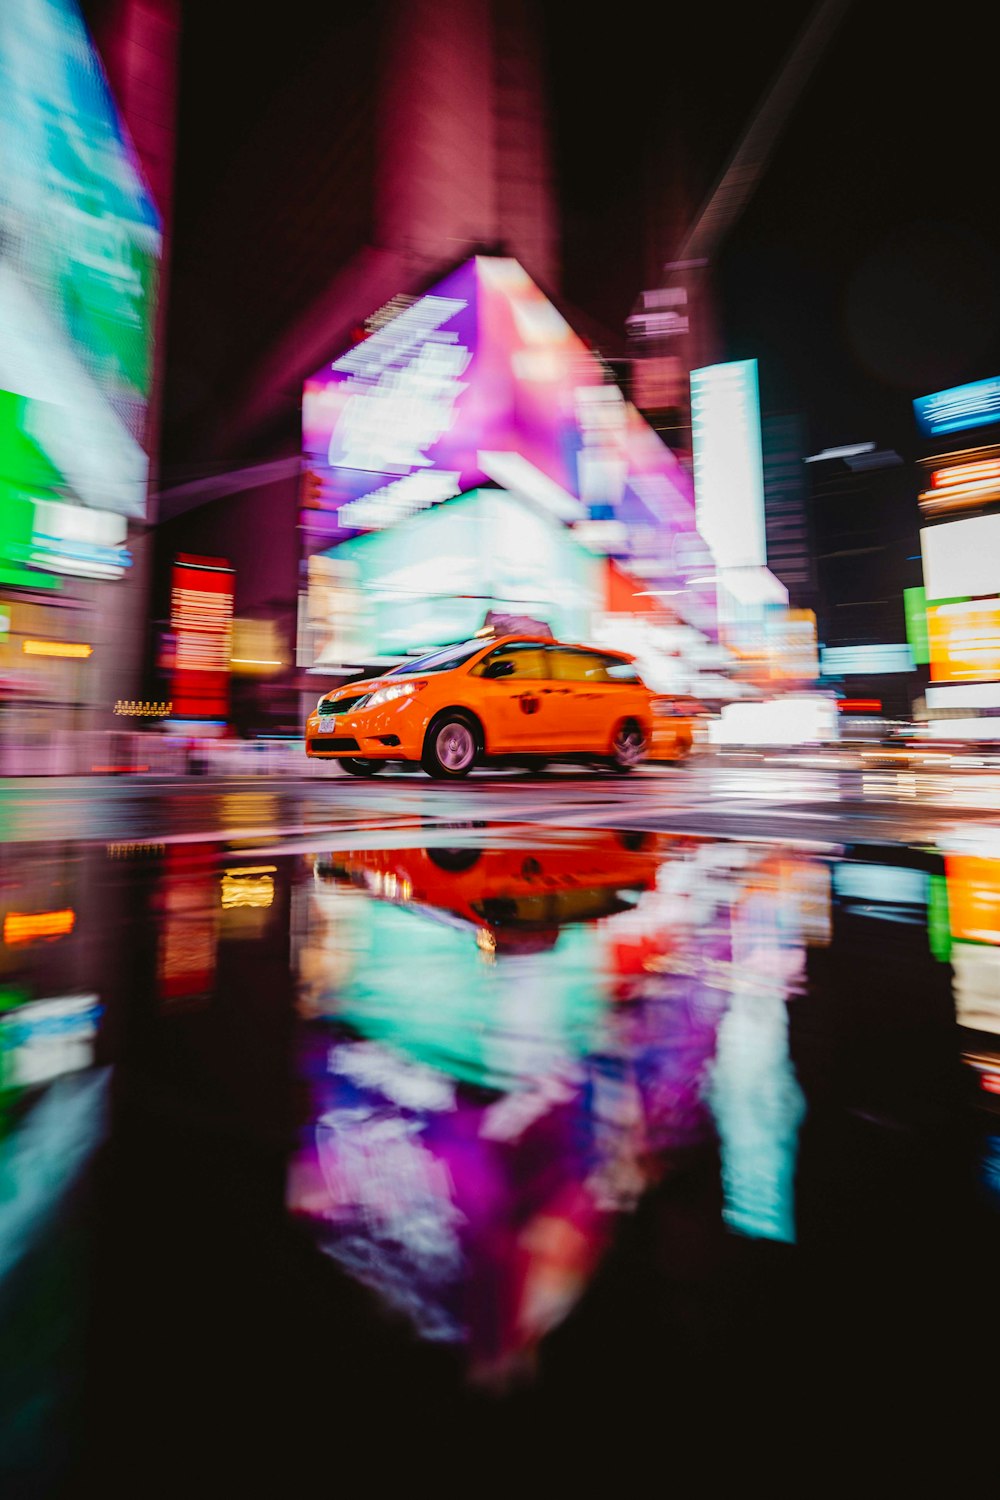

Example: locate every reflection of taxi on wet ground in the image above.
[314,834,662,953]
[306,634,686,778]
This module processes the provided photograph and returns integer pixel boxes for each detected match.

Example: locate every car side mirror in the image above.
[483,659,515,679]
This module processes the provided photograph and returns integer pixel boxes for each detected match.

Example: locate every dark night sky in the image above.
[540,0,1000,462]
[154,0,1000,471]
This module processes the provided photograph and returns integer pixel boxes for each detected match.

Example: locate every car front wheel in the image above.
[422,714,479,779]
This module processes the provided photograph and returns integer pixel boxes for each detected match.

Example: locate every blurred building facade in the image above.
[911,377,1000,740]
[805,445,921,723]
[154,0,722,734]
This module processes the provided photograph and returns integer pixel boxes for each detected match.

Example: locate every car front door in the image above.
[468,642,558,751]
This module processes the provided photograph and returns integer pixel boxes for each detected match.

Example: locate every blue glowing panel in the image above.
[820,643,915,675]
[914,377,1000,438]
[833,862,928,908]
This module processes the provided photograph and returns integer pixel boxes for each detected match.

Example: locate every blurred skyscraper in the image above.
[156,0,574,731]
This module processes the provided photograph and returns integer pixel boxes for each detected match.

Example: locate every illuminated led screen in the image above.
[914,376,1000,438]
[0,0,160,591]
[300,256,717,665]
[690,360,767,572]
[302,489,599,667]
[927,598,1000,683]
[169,557,234,721]
[904,585,930,666]
[920,514,1000,602]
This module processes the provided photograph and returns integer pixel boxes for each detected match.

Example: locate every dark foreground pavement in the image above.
[1,764,999,1489]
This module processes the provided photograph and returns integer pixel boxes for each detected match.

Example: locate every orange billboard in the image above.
[946,855,1000,945]
[928,598,1000,682]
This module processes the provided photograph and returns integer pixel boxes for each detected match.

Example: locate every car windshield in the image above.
[386,640,488,676]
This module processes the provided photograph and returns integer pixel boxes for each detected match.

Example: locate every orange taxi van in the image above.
[305,633,690,778]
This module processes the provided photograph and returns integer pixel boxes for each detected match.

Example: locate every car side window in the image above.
[469,643,547,680]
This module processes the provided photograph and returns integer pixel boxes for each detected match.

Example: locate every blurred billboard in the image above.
[927,599,1000,683]
[301,489,598,669]
[690,359,767,572]
[299,256,718,671]
[169,556,234,722]
[0,0,160,541]
[920,514,1000,601]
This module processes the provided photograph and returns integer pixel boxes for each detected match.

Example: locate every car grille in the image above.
[318,693,370,715]
[308,737,360,753]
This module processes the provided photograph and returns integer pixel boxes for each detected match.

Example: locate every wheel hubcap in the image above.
[438,723,474,770]
[614,729,644,766]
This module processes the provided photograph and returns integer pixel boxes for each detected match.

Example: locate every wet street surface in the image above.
[4,757,1000,849]
[2,766,1000,1488]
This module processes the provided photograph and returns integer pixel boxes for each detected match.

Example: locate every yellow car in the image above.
[305,634,656,778]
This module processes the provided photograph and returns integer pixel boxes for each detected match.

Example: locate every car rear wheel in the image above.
[339,757,384,777]
[422,713,479,779]
[608,720,646,773]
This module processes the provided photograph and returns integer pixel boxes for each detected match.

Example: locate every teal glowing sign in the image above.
[914,377,1000,438]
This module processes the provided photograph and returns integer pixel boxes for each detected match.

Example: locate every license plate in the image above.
[318,716,336,733]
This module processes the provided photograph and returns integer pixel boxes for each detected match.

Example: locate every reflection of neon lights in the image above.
[4,909,75,944]
[221,875,274,910]
[221,865,277,910]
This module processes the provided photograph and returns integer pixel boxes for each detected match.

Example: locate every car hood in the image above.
[320,677,385,706]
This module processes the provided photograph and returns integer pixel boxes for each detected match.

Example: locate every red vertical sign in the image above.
[170,554,234,720]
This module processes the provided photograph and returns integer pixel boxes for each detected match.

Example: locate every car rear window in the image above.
[546,648,639,683]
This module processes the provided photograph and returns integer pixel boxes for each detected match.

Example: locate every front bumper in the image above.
[305,707,426,760]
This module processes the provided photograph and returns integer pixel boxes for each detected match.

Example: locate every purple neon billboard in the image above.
[301,256,717,633]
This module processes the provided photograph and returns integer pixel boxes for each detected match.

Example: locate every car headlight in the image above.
[363,679,427,710]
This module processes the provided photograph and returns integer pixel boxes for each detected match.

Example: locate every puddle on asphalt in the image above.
[2,826,999,1481]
